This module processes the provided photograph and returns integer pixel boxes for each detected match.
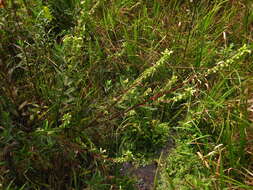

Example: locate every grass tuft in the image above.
[0,0,252,189]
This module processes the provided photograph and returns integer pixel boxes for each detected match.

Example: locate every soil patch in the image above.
[120,138,175,190]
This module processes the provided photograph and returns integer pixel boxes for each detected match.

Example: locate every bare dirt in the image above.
[120,138,175,190]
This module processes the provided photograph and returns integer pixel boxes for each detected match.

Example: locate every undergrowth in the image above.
[0,0,252,189]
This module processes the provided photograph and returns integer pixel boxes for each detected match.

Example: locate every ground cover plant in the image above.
[0,0,252,189]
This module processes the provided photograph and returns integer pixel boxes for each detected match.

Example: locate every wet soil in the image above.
[120,138,175,190]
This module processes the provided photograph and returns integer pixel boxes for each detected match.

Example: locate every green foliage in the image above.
[0,0,252,189]
[163,139,213,189]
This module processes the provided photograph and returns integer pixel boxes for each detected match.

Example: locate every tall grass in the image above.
[0,0,252,189]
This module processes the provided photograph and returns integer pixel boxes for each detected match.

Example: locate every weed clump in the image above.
[0,0,252,189]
